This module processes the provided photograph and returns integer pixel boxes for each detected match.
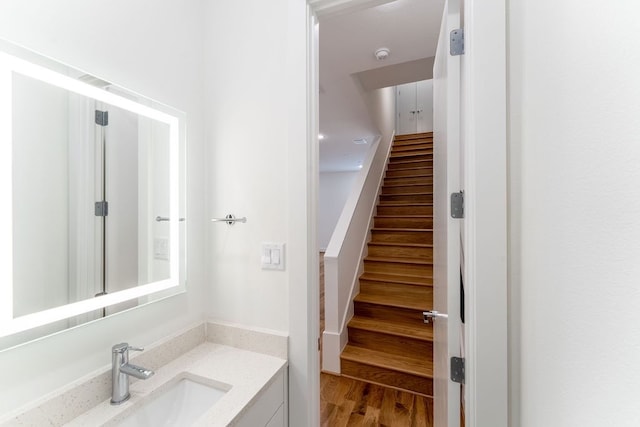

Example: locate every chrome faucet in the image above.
[110,343,155,405]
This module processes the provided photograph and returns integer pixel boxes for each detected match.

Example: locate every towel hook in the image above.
[210,214,247,225]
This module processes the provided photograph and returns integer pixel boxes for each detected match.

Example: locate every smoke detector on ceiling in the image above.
[374,48,391,61]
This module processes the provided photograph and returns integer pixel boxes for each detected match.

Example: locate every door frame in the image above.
[460,1,508,426]
[297,0,508,426]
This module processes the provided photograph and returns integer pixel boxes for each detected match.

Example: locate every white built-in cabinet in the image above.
[235,369,287,427]
[396,79,434,135]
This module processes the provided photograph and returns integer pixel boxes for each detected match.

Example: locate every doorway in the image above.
[306,0,510,426]
[316,0,441,425]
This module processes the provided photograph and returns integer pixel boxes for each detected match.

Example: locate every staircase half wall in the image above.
[323,130,395,374]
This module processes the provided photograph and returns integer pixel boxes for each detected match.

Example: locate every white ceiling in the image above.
[319,0,445,172]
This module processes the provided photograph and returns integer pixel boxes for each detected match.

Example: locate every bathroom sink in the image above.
[113,377,228,427]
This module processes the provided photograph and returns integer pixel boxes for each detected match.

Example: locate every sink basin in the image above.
[113,376,229,427]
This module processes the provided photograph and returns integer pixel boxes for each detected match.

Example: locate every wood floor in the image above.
[320,371,434,427]
[320,252,434,427]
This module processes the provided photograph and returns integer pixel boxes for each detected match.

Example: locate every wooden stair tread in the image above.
[386,165,433,170]
[385,172,433,178]
[355,288,431,311]
[395,132,432,137]
[341,345,433,378]
[391,147,433,153]
[381,191,433,197]
[387,165,433,170]
[373,216,433,229]
[371,227,432,232]
[360,272,432,286]
[394,133,433,140]
[389,155,433,161]
[394,135,432,139]
[377,202,433,207]
[367,241,433,249]
[394,149,432,153]
[389,156,433,163]
[365,256,432,265]
[384,176,433,180]
[391,146,433,151]
[386,166,433,172]
[392,146,433,152]
[382,182,432,187]
[392,146,432,151]
[374,214,433,219]
[395,135,432,139]
[381,191,433,196]
[390,153,432,157]
[393,141,432,144]
[392,142,433,148]
[374,215,433,219]
[348,316,433,341]
[384,180,433,186]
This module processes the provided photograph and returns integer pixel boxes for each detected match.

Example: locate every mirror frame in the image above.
[0,47,184,338]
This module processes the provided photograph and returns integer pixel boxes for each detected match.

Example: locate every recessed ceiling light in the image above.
[353,138,368,145]
[358,164,363,169]
[318,134,325,140]
[374,48,391,61]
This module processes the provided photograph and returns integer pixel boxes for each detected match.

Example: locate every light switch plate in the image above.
[261,242,285,270]
[154,237,169,261]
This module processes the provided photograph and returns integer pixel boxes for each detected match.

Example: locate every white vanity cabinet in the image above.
[234,369,287,427]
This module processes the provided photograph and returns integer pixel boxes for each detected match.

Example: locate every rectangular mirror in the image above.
[0,40,186,350]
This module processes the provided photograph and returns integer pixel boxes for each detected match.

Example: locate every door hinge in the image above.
[451,356,465,384]
[95,201,109,217]
[451,191,464,218]
[95,110,109,126]
[450,28,464,56]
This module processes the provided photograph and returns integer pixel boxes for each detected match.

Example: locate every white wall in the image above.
[203,1,290,333]
[318,172,358,251]
[366,87,397,161]
[509,2,640,426]
[0,0,206,415]
[203,2,316,424]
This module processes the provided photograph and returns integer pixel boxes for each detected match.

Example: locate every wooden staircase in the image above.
[340,132,434,397]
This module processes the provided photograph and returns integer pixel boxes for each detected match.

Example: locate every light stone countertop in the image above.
[64,342,287,427]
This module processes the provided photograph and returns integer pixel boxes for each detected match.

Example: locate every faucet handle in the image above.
[112,343,145,354]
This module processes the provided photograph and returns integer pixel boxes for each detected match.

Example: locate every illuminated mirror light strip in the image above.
[169,118,180,280]
[0,64,13,323]
[0,51,183,337]
[0,52,175,124]
[0,280,176,337]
